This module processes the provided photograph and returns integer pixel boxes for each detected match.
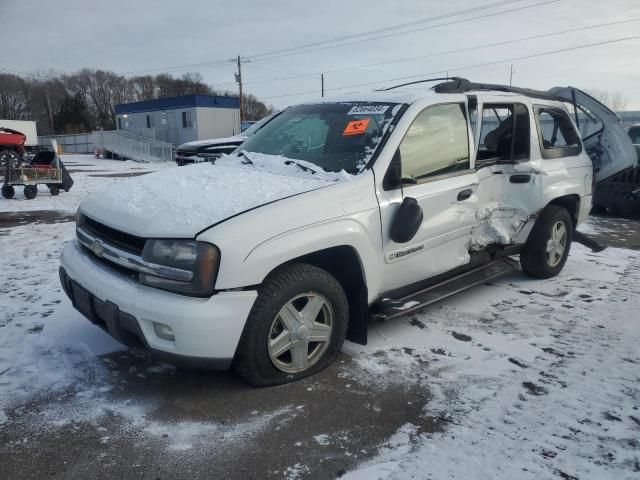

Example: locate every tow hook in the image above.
[573,231,607,253]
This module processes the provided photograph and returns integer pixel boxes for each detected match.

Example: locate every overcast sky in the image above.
[2,0,639,109]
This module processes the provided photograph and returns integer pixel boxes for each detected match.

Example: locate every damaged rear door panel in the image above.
[470,99,541,250]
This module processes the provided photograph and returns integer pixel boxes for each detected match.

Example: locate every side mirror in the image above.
[390,197,423,243]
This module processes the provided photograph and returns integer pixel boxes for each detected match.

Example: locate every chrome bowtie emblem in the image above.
[90,239,104,257]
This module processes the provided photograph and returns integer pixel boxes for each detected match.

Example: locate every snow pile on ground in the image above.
[0,155,170,214]
[343,246,640,480]
[0,155,292,457]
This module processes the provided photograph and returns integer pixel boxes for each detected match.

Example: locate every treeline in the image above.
[0,70,274,135]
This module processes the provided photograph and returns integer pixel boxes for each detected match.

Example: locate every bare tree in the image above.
[586,89,629,111]
[0,74,30,120]
[1,69,274,132]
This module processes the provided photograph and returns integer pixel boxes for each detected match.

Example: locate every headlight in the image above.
[140,240,220,297]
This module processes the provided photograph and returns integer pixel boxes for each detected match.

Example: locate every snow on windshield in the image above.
[238,102,402,175]
[216,151,354,182]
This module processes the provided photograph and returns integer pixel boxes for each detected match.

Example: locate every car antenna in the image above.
[378,77,466,91]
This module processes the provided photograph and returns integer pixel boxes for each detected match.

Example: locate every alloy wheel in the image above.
[267,293,333,373]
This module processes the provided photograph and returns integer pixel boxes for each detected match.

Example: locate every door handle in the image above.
[457,189,473,201]
[510,174,531,184]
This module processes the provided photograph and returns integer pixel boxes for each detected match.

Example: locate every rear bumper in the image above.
[60,240,257,369]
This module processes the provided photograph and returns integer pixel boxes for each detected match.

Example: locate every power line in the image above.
[218,17,640,88]
[248,0,560,63]
[120,0,555,76]
[260,35,640,100]
[248,0,533,60]
[0,67,56,79]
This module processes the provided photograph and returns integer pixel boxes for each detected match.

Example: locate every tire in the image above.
[24,185,38,200]
[0,149,20,168]
[49,185,60,196]
[233,263,349,386]
[1,185,15,199]
[520,205,573,279]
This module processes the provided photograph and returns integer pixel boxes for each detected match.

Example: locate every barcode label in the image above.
[347,105,389,115]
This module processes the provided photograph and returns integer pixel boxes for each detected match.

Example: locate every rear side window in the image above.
[629,127,640,145]
[399,103,470,182]
[535,107,582,159]
[477,103,530,165]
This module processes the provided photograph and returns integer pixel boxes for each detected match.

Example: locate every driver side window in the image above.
[399,103,470,182]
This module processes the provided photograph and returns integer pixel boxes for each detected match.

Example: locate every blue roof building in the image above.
[115,94,241,146]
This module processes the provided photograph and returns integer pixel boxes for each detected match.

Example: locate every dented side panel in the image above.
[470,95,592,250]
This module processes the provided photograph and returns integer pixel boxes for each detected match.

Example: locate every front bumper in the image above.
[60,240,257,369]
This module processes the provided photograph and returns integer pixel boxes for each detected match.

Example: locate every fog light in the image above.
[153,322,175,341]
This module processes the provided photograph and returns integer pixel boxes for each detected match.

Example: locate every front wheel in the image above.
[233,263,348,386]
[520,205,573,279]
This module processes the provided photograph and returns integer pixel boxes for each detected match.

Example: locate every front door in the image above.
[378,102,478,292]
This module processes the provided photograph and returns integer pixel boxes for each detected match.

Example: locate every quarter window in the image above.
[399,103,470,182]
[477,103,530,164]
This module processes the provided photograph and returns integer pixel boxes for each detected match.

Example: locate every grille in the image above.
[78,215,146,255]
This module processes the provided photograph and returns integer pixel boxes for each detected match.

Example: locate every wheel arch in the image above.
[264,245,369,345]
[547,194,580,228]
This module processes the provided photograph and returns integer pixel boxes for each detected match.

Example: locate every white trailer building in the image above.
[115,94,241,146]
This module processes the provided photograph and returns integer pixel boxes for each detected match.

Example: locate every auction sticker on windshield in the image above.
[347,105,389,115]
[343,119,370,136]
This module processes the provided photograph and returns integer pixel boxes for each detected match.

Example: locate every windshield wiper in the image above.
[284,159,319,175]
[237,151,253,165]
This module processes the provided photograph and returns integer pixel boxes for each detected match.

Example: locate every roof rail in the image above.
[432,78,559,101]
[379,77,462,91]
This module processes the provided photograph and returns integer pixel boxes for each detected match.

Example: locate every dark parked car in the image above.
[175,114,275,166]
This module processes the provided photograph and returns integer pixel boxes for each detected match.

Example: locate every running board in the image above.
[370,257,518,321]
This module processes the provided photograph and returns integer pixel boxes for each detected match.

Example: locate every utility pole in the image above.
[321,73,325,97]
[509,64,515,86]
[236,55,243,122]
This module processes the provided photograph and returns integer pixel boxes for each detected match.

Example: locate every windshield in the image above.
[239,102,402,173]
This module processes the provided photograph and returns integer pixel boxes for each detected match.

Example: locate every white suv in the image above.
[59,79,637,386]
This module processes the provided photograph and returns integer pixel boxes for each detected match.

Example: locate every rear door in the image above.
[548,87,637,183]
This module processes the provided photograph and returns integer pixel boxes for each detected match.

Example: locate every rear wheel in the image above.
[1,185,15,199]
[0,149,20,168]
[24,185,38,200]
[233,263,348,386]
[520,205,573,279]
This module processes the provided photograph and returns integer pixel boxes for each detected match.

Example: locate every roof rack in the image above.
[379,77,459,91]
[432,78,559,101]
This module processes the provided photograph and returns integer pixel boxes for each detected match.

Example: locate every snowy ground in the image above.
[1,155,639,479]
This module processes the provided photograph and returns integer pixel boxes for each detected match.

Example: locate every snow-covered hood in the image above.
[79,155,349,238]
